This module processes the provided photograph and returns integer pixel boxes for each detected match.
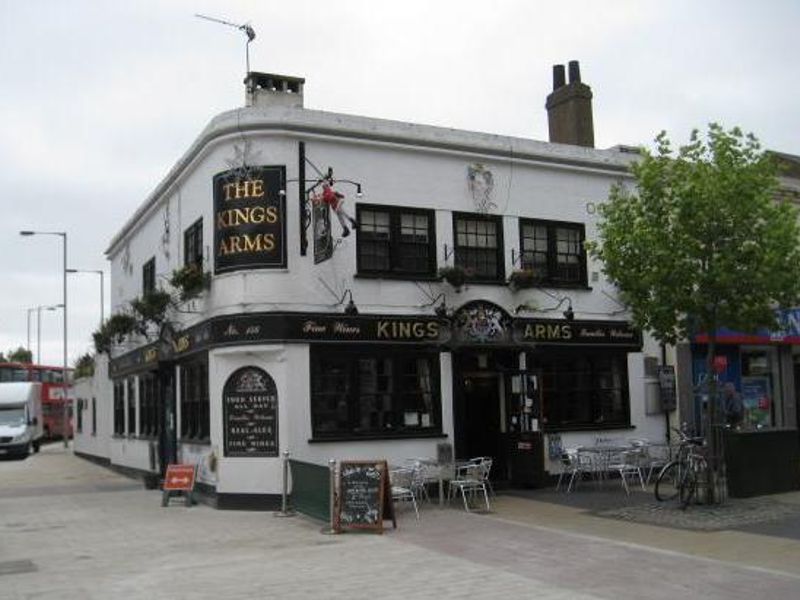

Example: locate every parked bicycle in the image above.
[654,428,708,509]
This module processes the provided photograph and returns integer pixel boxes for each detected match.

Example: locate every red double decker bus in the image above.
[0,363,73,440]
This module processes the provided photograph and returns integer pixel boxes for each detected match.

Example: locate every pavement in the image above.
[1,444,799,599]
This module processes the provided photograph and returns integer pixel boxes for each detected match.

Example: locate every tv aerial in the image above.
[195,13,256,73]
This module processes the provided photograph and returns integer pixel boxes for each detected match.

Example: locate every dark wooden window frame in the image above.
[518,218,588,287]
[531,349,631,431]
[113,381,125,436]
[179,358,210,442]
[126,377,136,437]
[355,204,437,279]
[310,346,443,441]
[142,257,156,296]
[183,218,204,268]
[453,212,505,282]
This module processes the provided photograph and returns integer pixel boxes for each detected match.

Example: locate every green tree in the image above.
[6,346,33,363]
[589,124,800,502]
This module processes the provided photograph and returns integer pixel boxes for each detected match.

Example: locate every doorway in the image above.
[453,351,514,483]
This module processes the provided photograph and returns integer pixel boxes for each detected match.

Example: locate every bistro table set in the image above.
[389,456,494,516]
[556,438,673,495]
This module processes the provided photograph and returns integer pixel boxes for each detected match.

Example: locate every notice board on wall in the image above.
[222,366,279,457]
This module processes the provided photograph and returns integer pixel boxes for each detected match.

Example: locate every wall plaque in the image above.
[222,366,278,457]
[213,165,287,274]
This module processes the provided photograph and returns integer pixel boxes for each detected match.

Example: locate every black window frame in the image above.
[356,204,437,279]
[183,218,204,268]
[532,349,631,431]
[519,218,587,287]
[113,380,125,436]
[76,398,83,433]
[179,357,210,442]
[126,377,136,437]
[91,397,96,436]
[310,346,443,441]
[142,257,156,296]
[138,372,158,438]
[453,212,505,282]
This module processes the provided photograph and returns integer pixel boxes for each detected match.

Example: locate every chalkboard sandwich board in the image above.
[335,460,395,533]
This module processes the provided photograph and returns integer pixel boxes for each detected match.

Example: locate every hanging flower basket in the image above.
[508,268,538,291]
[438,265,470,290]
[169,265,211,301]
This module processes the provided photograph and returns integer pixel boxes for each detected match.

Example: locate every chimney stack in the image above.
[545,60,594,148]
[244,72,305,108]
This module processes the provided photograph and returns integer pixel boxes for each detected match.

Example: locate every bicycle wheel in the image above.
[679,466,697,509]
[654,461,681,501]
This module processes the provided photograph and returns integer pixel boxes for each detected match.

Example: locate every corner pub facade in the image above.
[73,63,671,508]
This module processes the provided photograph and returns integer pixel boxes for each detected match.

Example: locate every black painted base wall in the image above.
[724,430,800,498]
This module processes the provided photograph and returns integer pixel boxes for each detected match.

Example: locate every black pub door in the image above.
[453,351,514,484]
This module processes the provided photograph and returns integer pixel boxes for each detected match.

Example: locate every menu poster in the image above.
[335,460,394,533]
[222,366,279,458]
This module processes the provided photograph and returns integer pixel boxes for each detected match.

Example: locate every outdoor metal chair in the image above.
[448,461,491,512]
[390,467,419,520]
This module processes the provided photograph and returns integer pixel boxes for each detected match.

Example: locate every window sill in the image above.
[180,438,211,446]
[309,431,448,443]
[355,272,439,282]
[544,423,634,433]
[462,278,508,286]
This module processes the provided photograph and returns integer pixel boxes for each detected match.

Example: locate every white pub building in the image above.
[74,62,671,509]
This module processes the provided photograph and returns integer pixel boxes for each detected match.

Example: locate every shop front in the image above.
[448,300,643,489]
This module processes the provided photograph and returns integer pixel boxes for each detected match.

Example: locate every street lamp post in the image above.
[20,230,69,449]
[26,307,36,358]
[67,269,105,327]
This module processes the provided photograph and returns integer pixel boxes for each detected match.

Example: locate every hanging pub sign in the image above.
[312,197,333,264]
[213,165,287,274]
[222,366,279,457]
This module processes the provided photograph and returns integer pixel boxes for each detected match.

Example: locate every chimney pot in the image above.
[552,64,566,90]
[545,60,594,148]
[568,60,581,84]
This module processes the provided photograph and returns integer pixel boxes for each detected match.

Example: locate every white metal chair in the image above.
[606,447,646,495]
[448,461,491,512]
[556,449,592,492]
[390,468,419,519]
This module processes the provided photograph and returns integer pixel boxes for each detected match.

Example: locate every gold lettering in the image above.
[265,206,278,223]
[547,324,561,339]
[412,323,426,338]
[251,179,265,197]
[426,322,439,339]
[377,321,390,338]
[398,322,412,338]
[562,325,573,340]
[535,324,546,339]
[242,234,261,253]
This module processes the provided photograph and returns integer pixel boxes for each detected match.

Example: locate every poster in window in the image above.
[222,366,278,457]
[740,376,772,428]
[313,197,333,264]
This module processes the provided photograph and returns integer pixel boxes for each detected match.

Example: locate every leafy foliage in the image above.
[93,313,138,354]
[508,268,538,291]
[438,265,470,290]
[589,124,800,502]
[6,346,32,363]
[589,124,800,345]
[73,353,95,379]
[169,265,211,302]
[131,291,172,328]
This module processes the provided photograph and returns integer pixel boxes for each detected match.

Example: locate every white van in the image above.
[0,382,43,457]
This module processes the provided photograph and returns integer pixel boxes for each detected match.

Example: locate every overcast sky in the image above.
[1,0,798,367]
